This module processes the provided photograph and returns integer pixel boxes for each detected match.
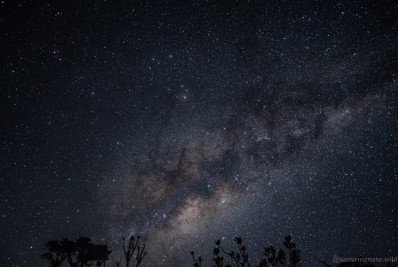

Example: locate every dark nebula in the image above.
[1,1,397,266]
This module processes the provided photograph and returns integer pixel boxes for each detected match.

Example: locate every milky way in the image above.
[1,1,397,266]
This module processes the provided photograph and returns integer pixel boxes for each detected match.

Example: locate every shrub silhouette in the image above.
[191,235,301,267]
[190,251,204,267]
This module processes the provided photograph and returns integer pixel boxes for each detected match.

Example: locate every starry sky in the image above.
[1,1,398,266]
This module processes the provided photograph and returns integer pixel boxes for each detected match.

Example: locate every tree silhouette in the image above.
[41,240,66,267]
[60,238,78,267]
[283,235,300,266]
[191,235,301,267]
[41,237,111,267]
[75,236,94,266]
[121,235,147,267]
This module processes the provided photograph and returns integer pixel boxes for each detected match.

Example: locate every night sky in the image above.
[1,1,398,266]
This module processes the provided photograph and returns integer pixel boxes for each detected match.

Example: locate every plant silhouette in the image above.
[190,251,203,267]
[191,235,301,267]
[41,240,66,267]
[41,236,111,267]
[42,235,148,267]
[41,233,388,266]
[121,235,147,267]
